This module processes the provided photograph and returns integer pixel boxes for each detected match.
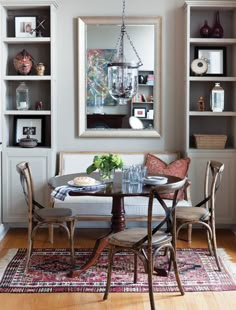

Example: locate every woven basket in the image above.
[194,134,227,149]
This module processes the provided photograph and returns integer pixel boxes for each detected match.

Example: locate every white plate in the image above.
[129,116,144,129]
[67,180,102,187]
[143,176,168,185]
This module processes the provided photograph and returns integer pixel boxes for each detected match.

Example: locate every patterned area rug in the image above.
[0,248,236,293]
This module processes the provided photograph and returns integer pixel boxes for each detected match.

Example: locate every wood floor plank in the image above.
[0,228,236,310]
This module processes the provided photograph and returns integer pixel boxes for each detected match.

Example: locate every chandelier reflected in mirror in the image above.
[107,0,143,105]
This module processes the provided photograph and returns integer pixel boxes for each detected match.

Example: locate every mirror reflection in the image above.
[78,17,161,137]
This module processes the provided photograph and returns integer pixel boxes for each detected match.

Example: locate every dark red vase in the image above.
[200,20,211,38]
[212,11,224,38]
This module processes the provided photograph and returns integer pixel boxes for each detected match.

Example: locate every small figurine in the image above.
[147,95,154,102]
[35,101,43,110]
[36,63,45,76]
[197,96,205,111]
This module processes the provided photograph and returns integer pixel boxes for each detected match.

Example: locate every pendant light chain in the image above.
[115,0,143,66]
[107,0,143,104]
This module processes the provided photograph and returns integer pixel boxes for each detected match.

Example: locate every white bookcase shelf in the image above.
[0,0,57,223]
[183,1,236,225]
[184,0,236,150]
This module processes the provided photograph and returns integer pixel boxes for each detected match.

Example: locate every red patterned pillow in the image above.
[145,153,191,200]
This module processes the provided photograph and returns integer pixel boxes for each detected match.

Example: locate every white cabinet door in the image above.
[0,150,2,224]
[2,149,53,223]
[188,151,236,225]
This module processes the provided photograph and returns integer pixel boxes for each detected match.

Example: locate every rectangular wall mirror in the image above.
[78,16,162,138]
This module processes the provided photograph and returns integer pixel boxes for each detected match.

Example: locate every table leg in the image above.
[68,196,126,278]
[110,196,126,232]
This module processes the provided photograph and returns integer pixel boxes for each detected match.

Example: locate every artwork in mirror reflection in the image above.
[87,49,116,107]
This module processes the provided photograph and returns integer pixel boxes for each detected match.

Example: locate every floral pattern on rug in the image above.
[0,248,236,293]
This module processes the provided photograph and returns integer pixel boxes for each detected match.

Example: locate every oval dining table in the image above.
[48,172,183,278]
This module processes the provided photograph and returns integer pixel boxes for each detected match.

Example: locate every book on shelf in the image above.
[132,93,146,103]
[146,74,154,85]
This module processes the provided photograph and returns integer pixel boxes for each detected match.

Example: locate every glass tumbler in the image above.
[122,166,130,183]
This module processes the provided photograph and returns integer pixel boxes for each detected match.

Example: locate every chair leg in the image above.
[134,253,138,283]
[176,221,192,242]
[211,222,221,271]
[147,251,155,310]
[25,236,33,273]
[48,197,55,244]
[48,224,54,244]
[167,248,172,272]
[206,228,214,256]
[103,246,115,300]
[68,220,75,265]
[187,224,192,242]
[170,245,184,295]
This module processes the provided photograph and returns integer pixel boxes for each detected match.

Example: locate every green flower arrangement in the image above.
[86,154,124,182]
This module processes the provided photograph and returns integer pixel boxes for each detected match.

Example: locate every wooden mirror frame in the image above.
[77,16,162,138]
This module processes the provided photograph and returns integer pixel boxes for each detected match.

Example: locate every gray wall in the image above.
[56,0,186,152]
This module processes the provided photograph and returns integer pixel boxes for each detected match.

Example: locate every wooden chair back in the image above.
[196,160,224,216]
[135,178,187,248]
[16,162,35,219]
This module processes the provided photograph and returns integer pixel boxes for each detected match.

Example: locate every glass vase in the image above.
[16,82,30,110]
[99,168,115,183]
[200,20,211,38]
[210,82,224,112]
[212,11,224,38]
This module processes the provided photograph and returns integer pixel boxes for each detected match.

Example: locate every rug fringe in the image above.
[0,249,18,281]
[218,248,236,281]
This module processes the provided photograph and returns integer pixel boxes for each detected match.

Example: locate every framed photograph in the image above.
[133,107,147,118]
[15,16,36,38]
[194,46,226,76]
[14,116,45,146]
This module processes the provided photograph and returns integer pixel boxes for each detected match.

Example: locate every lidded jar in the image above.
[210,82,224,112]
[16,82,30,110]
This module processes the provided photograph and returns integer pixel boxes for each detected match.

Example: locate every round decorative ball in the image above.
[191,58,208,76]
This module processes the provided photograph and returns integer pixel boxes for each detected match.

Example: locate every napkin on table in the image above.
[51,184,106,201]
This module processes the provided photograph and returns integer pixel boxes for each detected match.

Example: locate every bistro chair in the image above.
[103,178,186,310]
[16,162,75,273]
[176,160,224,271]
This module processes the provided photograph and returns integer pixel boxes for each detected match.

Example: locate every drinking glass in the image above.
[122,166,130,183]
[130,165,140,184]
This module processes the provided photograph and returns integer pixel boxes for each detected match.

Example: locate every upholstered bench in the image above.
[53,151,192,228]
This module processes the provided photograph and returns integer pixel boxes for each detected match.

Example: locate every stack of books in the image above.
[146,74,154,86]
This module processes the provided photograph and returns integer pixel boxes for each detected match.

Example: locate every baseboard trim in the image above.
[5,222,236,231]
[0,224,9,241]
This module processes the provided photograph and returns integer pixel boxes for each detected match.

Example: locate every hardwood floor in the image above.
[0,228,236,310]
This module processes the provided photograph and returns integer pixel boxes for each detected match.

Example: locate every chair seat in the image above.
[108,228,172,247]
[176,206,210,221]
[35,207,73,219]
